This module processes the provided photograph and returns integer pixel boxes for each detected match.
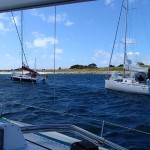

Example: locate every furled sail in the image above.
[128,65,148,72]
[0,0,94,13]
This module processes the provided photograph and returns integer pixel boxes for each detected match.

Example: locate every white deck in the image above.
[2,118,80,150]
[0,117,127,150]
[24,133,70,150]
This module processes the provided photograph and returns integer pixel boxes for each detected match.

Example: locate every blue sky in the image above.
[0,0,150,70]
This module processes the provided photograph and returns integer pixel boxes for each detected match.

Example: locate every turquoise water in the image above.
[0,74,149,149]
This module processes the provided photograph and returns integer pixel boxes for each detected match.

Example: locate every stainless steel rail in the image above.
[21,124,127,150]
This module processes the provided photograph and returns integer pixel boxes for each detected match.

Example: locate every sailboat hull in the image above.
[105,79,150,95]
[11,76,36,83]
[11,73,37,83]
[11,72,46,83]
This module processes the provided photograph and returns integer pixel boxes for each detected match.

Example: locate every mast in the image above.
[123,0,128,77]
[34,58,36,71]
[21,10,24,74]
[107,0,124,77]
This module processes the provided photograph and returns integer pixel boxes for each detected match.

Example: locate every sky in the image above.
[0,0,150,70]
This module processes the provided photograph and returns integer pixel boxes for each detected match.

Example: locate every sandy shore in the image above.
[0,70,109,74]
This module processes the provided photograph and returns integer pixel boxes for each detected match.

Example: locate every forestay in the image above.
[0,0,95,13]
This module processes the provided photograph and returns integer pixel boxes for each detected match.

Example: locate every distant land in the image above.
[0,65,149,74]
[0,68,107,74]
[0,62,149,74]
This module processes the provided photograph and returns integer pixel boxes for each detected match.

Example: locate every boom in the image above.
[0,0,95,13]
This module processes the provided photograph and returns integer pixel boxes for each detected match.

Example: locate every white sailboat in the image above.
[0,0,127,150]
[105,0,150,95]
[10,11,46,83]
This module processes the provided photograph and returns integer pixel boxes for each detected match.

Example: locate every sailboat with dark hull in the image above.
[11,66,42,83]
[11,11,46,83]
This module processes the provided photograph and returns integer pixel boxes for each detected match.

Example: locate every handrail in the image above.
[21,124,127,150]
[3,101,149,136]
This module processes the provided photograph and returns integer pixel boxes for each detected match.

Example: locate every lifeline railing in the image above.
[1,101,150,149]
[21,124,127,150]
[1,101,150,136]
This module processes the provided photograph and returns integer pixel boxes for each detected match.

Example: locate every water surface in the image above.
[0,74,149,149]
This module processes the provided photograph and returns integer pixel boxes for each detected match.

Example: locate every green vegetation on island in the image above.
[0,62,149,74]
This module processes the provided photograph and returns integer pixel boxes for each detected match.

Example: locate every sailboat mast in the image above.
[21,10,24,74]
[34,58,36,71]
[123,0,128,77]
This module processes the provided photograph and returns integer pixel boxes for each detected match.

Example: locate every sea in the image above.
[0,74,149,149]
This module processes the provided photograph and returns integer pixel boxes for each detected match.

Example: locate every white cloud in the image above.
[31,10,73,26]
[127,52,134,55]
[56,48,63,54]
[31,10,46,21]
[47,13,67,23]
[122,38,136,45]
[92,50,142,67]
[49,48,63,60]
[26,33,59,49]
[127,51,142,64]
[103,0,115,9]
[92,49,126,67]
[134,52,140,55]
[92,49,110,67]
[127,51,140,56]
[32,10,68,24]
[0,13,14,33]
[0,21,10,32]
[65,20,74,26]
[33,37,58,48]
[104,0,114,5]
